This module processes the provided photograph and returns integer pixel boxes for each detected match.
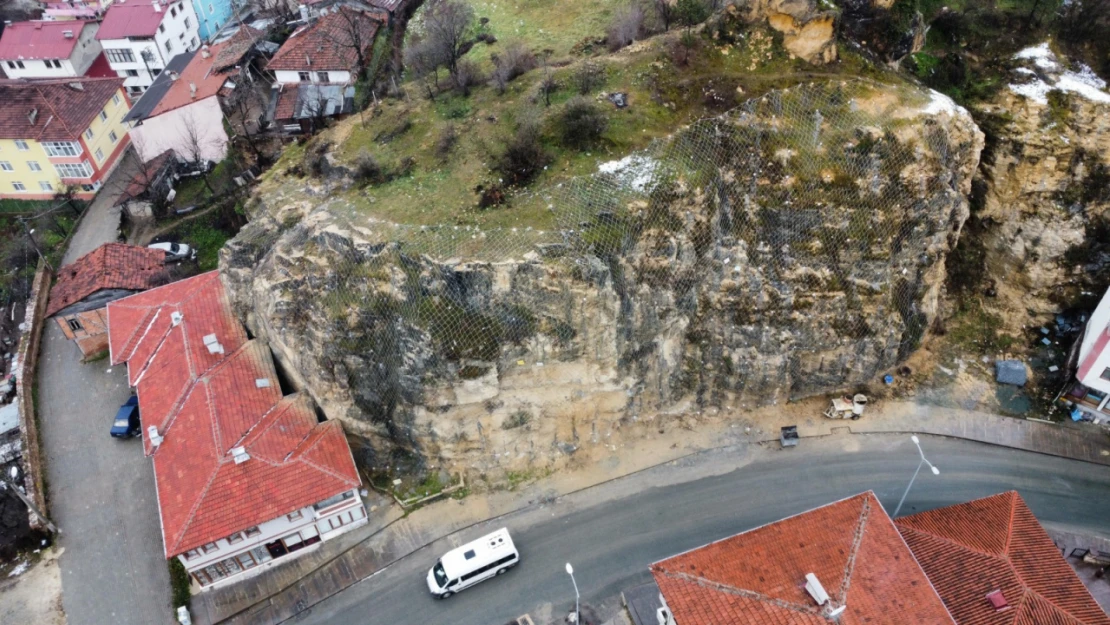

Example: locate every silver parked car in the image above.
[148,242,196,262]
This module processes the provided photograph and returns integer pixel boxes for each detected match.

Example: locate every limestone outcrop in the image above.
[221,81,983,476]
[734,0,838,63]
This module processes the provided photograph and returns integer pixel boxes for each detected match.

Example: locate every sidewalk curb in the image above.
[210,419,1109,625]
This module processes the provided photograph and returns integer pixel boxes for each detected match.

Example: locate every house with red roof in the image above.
[106,271,367,590]
[46,243,168,358]
[97,0,202,96]
[642,491,1108,625]
[0,20,106,80]
[1061,287,1110,423]
[0,77,132,199]
[123,26,265,163]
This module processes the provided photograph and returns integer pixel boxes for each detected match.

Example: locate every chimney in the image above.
[152,0,161,12]
[304,53,311,66]
[986,590,1010,612]
[148,425,163,447]
[255,378,271,388]
[68,81,84,91]
[28,108,38,125]
[232,446,250,464]
[34,22,43,30]
[63,30,74,38]
[169,70,179,80]
[189,81,197,98]
[200,44,210,59]
[298,4,309,21]
[202,333,224,355]
[170,311,183,326]
[804,573,830,606]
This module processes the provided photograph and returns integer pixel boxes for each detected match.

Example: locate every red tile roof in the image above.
[148,45,232,117]
[0,77,126,141]
[115,148,176,205]
[210,25,263,73]
[96,0,173,40]
[651,492,955,625]
[46,243,167,317]
[0,21,91,61]
[267,7,379,74]
[897,492,1110,625]
[107,270,362,558]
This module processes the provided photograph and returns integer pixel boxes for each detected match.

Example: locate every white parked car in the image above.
[148,242,196,262]
[427,528,519,598]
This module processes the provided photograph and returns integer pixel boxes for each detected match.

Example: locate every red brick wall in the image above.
[56,308,109,358]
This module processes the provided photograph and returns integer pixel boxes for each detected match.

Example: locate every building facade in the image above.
[97,0,202,95]
[190,0,234,42]
[0,78,132,200]
[266,7,379,86]
[0,20,104,79]
[1061,287,1110,421]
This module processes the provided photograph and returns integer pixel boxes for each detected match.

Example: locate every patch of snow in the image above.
[1014,67,1035,75]
[923,89,967,116]
[1010,79,1053,104]
[8,561,29,577]
[598,154,658,192]
[1014,43,1058,70]
[1009,42,1110,104]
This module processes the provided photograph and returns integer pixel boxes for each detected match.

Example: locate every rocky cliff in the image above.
[221,80,983,475]
[971,43,1110,325]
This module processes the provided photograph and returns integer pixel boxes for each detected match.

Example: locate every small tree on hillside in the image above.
[223,83,269,162]
[422,0,476,90]
[329,8,378,82]
[647,0,678,31]
[178,113,220,196]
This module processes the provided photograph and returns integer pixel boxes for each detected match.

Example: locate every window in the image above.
[152,67,162,76]
[323,507,364,531]
[39,181,53,191]
[184,17,190,28]
[109,131,118,143]
[54,161,93,179]
[105,48,135,63]
[113,94,122,106]
[85,128,95,140]
[317,71,329,83]
[313,490,354,511]
[99,110,109,122]
[227,532,244,544]
[179,32,185,40]
[1102,368,1110,382]
[244,526,261,538]
[0,161,11,172]
[7,60,24,69]
[183,548,200,560]
[208,3,213,12]
[165,40,173,54]
[125,69,139,77]
[67,318,82,332]
[94,148,104,162]
[14,140,28,151]
[81,183,96,192]
[191,37,198,48]
[287,510,303,522]
[170,6,177,17]
[27,161,41,172]
[45,59,62,69]
[11,182,25,191]
[128,86,143,95]
[43,141,81,157]
[159,23,166,33]
[297,72,310,82]
[201,542,218,554]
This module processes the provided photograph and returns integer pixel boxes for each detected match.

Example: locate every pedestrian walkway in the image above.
[189,401,1110,625]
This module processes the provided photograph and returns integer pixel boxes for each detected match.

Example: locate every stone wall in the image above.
[15,260,53,530]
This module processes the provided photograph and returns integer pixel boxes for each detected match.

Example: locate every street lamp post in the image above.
[565,562,580,624]
[893,435,940,518]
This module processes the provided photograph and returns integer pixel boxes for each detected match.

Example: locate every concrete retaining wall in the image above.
[15,260,54,530]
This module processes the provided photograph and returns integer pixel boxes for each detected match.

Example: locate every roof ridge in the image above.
[660,570,823,617]
[1004,490,1017,557]
[1023,589,1091,625]
[834,493,871,604]
[166,384,222,554]
[131,310,174,385]
[292,423,358,485]
[896,521,1014,561]
[34,81,71,138]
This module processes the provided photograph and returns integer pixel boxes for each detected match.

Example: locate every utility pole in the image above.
[18,219,53,272]
[1,473,59,535]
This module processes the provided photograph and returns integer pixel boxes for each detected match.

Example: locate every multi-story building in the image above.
[96,0,202,96]
[0,20,105,79]
[0,77,132,200]
[190,0,234,42]
[106,272,367,591]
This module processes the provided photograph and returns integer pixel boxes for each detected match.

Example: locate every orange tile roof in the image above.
[268,7,379,74]
[47,243,167,316]
[149,40,235,117]
[107,271,362,557]
[651,492,955,625]
[896,492,1110,625]
[0,77,126,141]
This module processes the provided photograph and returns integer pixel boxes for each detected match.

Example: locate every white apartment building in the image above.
[0,20,104,79]
[96,0,202,95]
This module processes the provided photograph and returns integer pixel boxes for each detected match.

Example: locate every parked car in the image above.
[148,242,196,262]
[110,396,141,438]
[427,527,519,598]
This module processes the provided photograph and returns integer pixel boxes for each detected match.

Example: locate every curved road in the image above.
[300,434,1110,625]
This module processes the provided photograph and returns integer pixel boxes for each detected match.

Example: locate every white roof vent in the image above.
[804,573,830,606]
[148,425,163,447]
[170,311,183,326]
[202,333,224,355]
[255,378,271,388]
[232,446,250,464]
[63,30,74,38]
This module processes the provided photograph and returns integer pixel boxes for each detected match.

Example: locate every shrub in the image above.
[558,97,609,150]
[353,149,386,185]
[436,124,459,159]
[494,120,550,186]
[571,61,606,95]
[476,182,507,208]
[490,42,537,94]
[303,142,330,177]
[168,558,191,608]
[607,4,644,51]
[537,73,559,106]
[453,59,484,96]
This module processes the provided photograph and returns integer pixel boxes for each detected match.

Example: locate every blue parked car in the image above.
[110,396,141,438]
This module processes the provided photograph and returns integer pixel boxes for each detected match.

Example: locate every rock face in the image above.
[736,0,838,64]
[222,81,983,475]
[973,44,1110,324]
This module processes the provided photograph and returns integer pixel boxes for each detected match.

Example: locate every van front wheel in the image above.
[439,591,454,599]
[496,567,509,576]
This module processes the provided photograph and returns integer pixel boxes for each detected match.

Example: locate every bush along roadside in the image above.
[168,557,191,608]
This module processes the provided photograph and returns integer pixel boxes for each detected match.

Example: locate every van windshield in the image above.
[433,561,448,587]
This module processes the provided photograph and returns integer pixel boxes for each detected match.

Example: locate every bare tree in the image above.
[422,0,476,89]
[404,33,446,100]
[178,112,221,196]
[223,83,268,162]
[329,7,380,82]
[646,0,678,31]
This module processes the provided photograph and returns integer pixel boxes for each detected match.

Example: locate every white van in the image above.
[427,528,520,598]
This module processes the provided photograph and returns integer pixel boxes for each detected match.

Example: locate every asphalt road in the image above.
[296,434,1110,625]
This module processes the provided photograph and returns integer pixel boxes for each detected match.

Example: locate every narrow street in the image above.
[297,434,1110,625]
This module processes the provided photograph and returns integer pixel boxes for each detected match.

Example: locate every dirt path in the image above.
[0,547,65,625]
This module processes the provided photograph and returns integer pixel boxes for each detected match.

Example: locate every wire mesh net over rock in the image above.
[223,79,984,471]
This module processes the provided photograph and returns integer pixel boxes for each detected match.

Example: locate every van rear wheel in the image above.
[496,567,509,576]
